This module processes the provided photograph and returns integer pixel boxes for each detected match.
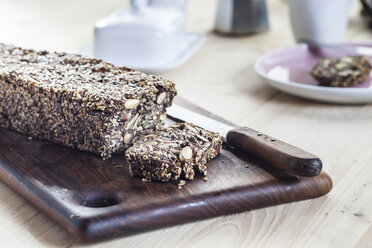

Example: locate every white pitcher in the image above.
[93,0,187,67]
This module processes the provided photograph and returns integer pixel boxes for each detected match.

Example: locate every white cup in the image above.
[289,0,355,44]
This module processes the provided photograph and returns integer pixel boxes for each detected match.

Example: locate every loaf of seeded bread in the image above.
[0,43,177,158]
[125,122,222,182]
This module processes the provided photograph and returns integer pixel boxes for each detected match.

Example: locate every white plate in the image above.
[254,43,372,104]
[79,33,205,74]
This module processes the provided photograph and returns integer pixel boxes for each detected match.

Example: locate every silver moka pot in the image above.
[215,0,269,35]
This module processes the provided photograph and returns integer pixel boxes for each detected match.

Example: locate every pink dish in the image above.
[255,43,372,104]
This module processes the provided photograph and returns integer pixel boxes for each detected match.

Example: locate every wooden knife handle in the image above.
[226,127,322,177]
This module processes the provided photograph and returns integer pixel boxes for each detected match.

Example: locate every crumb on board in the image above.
[178,180,186,188]
[177,180,187,189]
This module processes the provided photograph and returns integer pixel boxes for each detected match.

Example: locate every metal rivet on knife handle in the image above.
[226,127,322,177]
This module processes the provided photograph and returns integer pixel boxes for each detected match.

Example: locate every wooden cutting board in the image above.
[0,97,332,242]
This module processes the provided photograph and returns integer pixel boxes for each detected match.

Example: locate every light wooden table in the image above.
[0,0,371,247]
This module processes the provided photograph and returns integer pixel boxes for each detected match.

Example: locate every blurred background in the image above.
[0,0,368,52]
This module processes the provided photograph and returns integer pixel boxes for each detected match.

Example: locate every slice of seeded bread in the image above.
[125,122,222,182]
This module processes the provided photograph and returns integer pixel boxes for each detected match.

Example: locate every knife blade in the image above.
[167,104,322,177]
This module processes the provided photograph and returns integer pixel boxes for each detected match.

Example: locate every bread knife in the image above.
[167,104,322,177]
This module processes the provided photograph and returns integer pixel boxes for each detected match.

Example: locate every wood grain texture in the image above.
[0,97,331,241]
[227,127,322,177]
[0,0,370,247]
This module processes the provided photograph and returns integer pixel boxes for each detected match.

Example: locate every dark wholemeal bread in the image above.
[311,55,372,87]
[125,122,222,182]
[0,43,177,158]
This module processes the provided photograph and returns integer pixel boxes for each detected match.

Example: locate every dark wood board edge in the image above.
[79,173,332,241]
[0,156,87,239]
[0,149,332,242]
